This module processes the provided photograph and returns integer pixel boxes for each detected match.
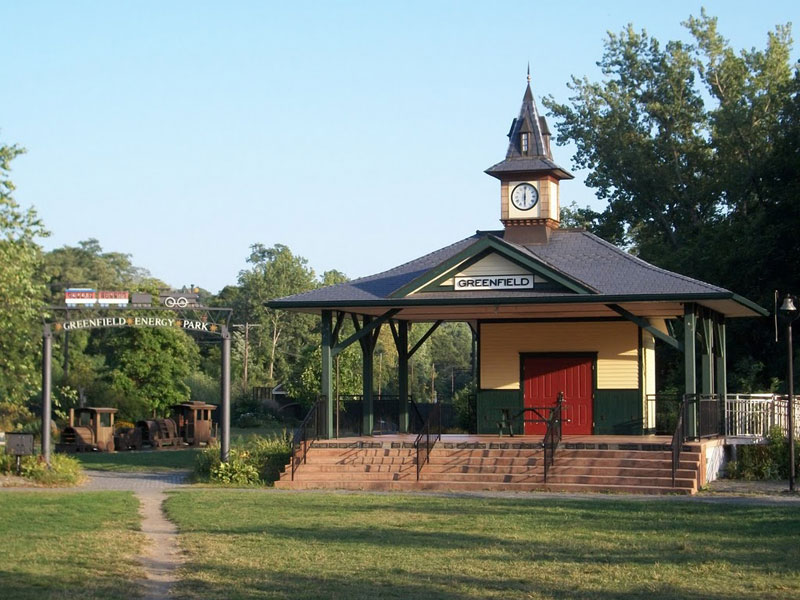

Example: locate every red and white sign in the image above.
[98,291,129,306]
[65,289,97,306]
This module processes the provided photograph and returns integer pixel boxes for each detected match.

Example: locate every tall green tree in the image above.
[236,243,317,387]
[545,12,799,389]
[106,327,200,417]
[0,139,49,404]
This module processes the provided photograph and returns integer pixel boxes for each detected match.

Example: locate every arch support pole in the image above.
[42,325,53,466]
[221,325,231,463]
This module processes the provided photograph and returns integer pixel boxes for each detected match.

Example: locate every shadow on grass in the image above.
[0,570,143,600]
[173,562,769,600]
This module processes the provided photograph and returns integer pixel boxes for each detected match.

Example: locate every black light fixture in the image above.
[779,293,798,492]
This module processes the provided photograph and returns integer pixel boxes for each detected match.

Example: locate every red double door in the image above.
[522,355,593,435]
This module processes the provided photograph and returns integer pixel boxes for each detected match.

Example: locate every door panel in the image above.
[523,356,593,435]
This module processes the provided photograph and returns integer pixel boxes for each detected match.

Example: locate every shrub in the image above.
[0,453,83,486]
[727,426,800,480]
[195,433,291,486]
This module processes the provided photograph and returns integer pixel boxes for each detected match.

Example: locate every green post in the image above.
[684,304,697,437]
[361,317,374,436]
[715,316,727,423]
[701,314,714,395]
[321,310,334,439]
[398,321,409,433]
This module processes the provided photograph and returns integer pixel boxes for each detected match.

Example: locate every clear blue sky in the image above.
[2,1,797,293]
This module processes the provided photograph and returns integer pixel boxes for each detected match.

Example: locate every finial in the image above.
[527,62,531,84]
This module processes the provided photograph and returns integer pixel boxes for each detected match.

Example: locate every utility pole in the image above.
[232,323,262,392]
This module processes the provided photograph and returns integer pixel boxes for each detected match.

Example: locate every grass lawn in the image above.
[0,492,144,599]
[165,491,800,600]
[74,448,201,471]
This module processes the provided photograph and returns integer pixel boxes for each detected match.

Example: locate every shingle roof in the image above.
[269,228,732,306]
[484,83,573,180]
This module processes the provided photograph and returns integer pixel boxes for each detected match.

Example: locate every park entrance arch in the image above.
[41,289,233,465]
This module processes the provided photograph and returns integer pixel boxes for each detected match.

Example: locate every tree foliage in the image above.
[545,11,799,389]
[0,139,49,405]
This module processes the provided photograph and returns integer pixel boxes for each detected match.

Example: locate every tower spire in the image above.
[527,62,531,84]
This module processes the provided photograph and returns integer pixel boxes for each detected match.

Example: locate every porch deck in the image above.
[277,434,716,495]
[313,433,692,451]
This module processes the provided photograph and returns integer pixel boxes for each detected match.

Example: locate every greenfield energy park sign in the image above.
[53,316,222,334]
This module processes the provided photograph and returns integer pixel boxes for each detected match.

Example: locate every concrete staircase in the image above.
[275,440,703,495]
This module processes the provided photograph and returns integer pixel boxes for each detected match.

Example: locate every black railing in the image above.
[291,398,324,481]
[409,397,424,433]
[413,401,442,481]
[671,396,688,488]
[542,392,564,483]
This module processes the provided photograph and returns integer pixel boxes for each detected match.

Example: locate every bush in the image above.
[727,426,800,480]
[195,433,291,486]
[0,452,84,486]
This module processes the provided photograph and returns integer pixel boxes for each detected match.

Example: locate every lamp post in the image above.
[780,294,798,492]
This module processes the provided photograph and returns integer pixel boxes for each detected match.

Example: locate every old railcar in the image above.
[135,418,181,448]
[58,407,117,452]
[170,401,217,446]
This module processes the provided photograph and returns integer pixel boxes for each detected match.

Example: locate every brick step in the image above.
[419,471,695,489]
[297,463,416,473]
[273,479,693,495]
[426,448,700,461]
[422,463,697,479]
[427,456,698,470]
[287,470,416,482]
[301,456,417,465]
[305,448,416,457]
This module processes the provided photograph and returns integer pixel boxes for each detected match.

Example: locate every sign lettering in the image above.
[453,275,534,291]
[54,317,220,334]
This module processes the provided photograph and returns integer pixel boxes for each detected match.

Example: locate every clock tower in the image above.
[485,71,573,243]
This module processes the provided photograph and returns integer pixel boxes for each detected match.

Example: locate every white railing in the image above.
[725,394,799,439]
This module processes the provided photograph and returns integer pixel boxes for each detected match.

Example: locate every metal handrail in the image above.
[671,396,688,488]
[291,397,324,481]
[408,396,424,432]
[542,392,564,483]
[413,402,441,481]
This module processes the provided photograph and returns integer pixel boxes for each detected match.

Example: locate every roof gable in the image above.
[390,234,595,298]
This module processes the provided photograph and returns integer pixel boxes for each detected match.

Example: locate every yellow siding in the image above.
[643,331,656,429]
[460,253,529,276]
[480,321,639,390]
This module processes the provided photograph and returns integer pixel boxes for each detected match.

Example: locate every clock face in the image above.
[511,183,539,211]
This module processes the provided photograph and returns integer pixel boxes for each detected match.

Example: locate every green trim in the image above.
[731,293,770,316]
[476,389,523,435]
[408,320,442,358]
[388,235,595,298]
[269,291,765,313]
[594,390,643,435]
[332,309,399,358]
[606,304,683,351]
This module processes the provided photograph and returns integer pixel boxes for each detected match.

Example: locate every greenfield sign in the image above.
[453,275,534,291]
[53,316,222,334]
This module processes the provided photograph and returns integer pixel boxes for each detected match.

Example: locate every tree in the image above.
[106,327,200,417]
[236,243,317,386]
[544,12,799,390]
[0,138,49,404]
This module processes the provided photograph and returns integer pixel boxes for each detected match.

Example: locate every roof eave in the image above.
[267,291,767,317]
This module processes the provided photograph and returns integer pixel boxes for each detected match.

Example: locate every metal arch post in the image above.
[42,324,53,466]
[220,325,231,463]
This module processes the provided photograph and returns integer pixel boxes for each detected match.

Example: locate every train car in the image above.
[170,401,217,446]
[58,407,117,452]
[135,418,181,448]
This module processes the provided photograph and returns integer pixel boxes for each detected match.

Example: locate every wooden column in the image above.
[714,316,727,399]
[321,310,334,439]
[684,304,697,437]
[398,321,409,433]
[361,316,374,436]
[701,312,714,395]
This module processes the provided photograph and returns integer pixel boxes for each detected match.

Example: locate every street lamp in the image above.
[779,294,798,492]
